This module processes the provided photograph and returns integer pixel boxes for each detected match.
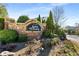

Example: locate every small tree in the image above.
[17,15,29,23]
[42,20,46,23]
[46,10,55,34]
[42,10,55,38]
[37,14,41,22]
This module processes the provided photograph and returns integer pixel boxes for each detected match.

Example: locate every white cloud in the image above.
[8,6,52,20]
[50,3,68,6]
[8,3,68,20]
[19,7,51,17]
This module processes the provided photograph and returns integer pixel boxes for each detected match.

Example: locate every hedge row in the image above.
[0,30,28,44]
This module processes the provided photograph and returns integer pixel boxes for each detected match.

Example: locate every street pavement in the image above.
[66,35,79,42]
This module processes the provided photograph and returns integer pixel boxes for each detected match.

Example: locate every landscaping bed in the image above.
[15,40,42,56]
[49,39,79,56]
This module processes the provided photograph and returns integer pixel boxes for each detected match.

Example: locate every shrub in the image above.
[0,30,18,44]
[42,30,53,38]
[51,38,60,46]
[75,31,79,35]
[0,18,4,30]
[58,29,66,41]
[17,34,28,42]
[60,40,78,56]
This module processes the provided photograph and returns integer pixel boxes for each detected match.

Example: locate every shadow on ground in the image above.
[0,42,27,52]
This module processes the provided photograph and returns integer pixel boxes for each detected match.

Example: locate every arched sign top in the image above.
[26,23,41,31]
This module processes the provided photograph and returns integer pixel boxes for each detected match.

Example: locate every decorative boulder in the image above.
[0,51,15,56]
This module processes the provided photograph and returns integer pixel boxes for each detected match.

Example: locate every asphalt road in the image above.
[66,35,79,41]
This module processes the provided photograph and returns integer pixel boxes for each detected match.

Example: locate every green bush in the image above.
[51,38,60,46]
[17,34,28,42]
[0,18,4,30]
[75,31,79,35]
[58,29,65,36]
[17,15,29,23]
[67,29,76,35]
[58,29,67,40]
[42,30,53,38]
[0,30,18,44]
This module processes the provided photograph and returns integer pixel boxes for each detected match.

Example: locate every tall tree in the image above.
[0,4,8,18]
[46,10,55,34]
[37,14,41,22]
[17,15,29,23]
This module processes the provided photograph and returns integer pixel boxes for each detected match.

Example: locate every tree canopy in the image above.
[17,15,29,23]
[43,10,55,38]
[46,10,55,33]
[0,4,8,18]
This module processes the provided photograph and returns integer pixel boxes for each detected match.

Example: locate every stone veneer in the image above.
[4,19,46,39]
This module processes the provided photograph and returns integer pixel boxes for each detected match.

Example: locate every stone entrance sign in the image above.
[4,19,46,39]
[27,23,41,31]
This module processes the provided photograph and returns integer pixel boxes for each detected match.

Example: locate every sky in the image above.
[4,3,79,27]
